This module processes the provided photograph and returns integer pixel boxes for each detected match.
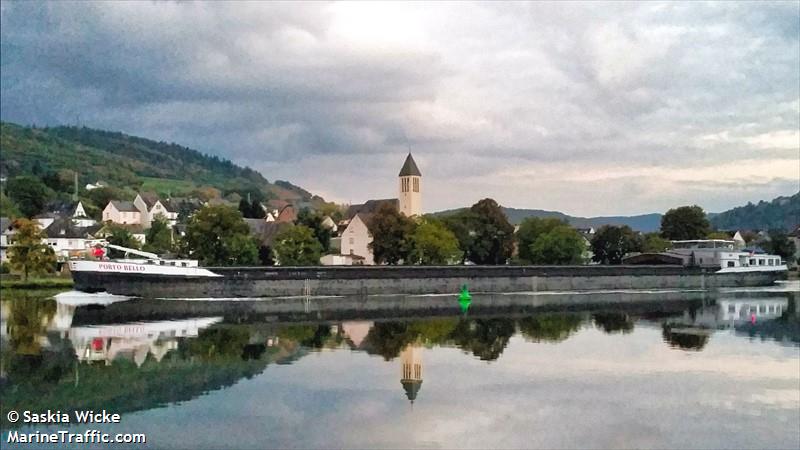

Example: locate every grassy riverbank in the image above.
[0,277,74,290]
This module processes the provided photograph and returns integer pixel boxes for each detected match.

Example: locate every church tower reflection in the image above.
[400,343,423,403]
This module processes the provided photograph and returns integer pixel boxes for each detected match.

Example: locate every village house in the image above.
[103,200,142,225]
[332,153,422,265]
[43,217,103,261]
[0,217,13,263]
[133,193,178,228]
[102,193,177,228]
[36,201,97,229]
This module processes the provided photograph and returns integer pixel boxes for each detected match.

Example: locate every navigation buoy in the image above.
[458,285,472,313]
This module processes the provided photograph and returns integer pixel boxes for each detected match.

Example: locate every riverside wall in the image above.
[73,265,786,299]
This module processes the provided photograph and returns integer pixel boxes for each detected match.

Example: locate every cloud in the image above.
[1,1,798,215]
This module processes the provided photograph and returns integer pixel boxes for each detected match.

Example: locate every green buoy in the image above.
[458,284,472,313]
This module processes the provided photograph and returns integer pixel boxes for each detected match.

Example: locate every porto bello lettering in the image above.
[98,263,146,272]
[23,410,121,424]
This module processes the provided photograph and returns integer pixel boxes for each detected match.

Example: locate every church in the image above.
[335,153,422,265]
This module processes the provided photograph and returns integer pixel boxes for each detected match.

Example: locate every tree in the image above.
[528,226,585,265]
[441,210,480,264]
[641,232,672,253]
[272,225,322,266]
[764,230,796,262]
[408,219,462,265]
[368,203,416,265]
[238,198,265,219]
[104,223,142,258]
[591,225,642,264]
[465,198,515,265]
[706,231,731,240]
[516,217,567,263]
[8,219,56,280]
[182,205,259,266]
[0,192,21,218]
[258,245,275,266]
[296,208,333,252]
[661,205,710,240]
[6,176,53,217]
[143,217,173,255]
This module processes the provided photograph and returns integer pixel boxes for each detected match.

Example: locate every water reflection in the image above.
[1,286,798,446]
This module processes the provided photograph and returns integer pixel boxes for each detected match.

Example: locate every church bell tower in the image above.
[398,153,422,217]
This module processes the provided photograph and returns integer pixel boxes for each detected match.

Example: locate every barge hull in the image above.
[71,265,787,298]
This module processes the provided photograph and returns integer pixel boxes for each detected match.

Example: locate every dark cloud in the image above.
[1,2,798,214]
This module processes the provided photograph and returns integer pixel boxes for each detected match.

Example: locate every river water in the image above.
[1,282,798,449]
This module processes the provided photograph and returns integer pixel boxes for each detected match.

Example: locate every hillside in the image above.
[435,191,800,233]
[709,192,799,231]
[0,122,323,208]
[433,207,663,232]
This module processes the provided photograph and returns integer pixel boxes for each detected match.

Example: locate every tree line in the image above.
[5,198,796,279]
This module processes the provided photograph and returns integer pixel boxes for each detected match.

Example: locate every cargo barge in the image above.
[69,242,788,299]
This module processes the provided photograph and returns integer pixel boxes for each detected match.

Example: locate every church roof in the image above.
[398,153,422,177]
[346,199,398,219]
[401,380,423,402]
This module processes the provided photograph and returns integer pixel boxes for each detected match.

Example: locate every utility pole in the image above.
[73,172,79,201]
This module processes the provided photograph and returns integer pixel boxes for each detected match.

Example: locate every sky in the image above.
[1,1,798,216]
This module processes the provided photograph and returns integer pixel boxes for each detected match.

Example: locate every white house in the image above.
[72,201,97,227]
[133,194,178,228]
[85,181,107,191]
[103,201,142,225]
[44,217,103,261]
[103,194,177,229]
[0,217,13,263]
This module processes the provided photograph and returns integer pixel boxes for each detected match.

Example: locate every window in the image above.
[768,259,774,266]
[727,261,735,267]
[758,259,765,265]
[413,178,419,192]
[759,305,766,313]
[749,258,756,265]
[728,305,735,313]
[349,237,354,244]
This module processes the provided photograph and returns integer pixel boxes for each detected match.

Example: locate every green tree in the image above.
[590,225,642,264]
[0,192,22,217]
[706,231,731,240]
[104,224,142,258]
[593,313,634,334]
[238,198,265,219]
[6,176,53,217]
[296,208,333,252]
[641,232,672,253]
[143,217,174,255]
[272,225,322,266]
[408,219,462,265]
[8,219,56,280]
[516,217,567,263]
[764,230,796,262]
[368,203,416,265]
[466,198,515,265]
[518,313,584,343]
[182,205,259,266]
[528,226,585,265]
[661,205,710,240]
[441,210,480,264]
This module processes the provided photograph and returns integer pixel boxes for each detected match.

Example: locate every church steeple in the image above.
[398,153,422,177]
[400,344,423,404]
[398,153,421,216]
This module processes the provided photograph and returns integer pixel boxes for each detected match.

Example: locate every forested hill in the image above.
[709,192,799,231]
[433,206,663,232]
[435,192,800,233]
[0,122,321,207]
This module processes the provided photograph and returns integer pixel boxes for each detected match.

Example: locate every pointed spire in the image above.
[398,153,422,177]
